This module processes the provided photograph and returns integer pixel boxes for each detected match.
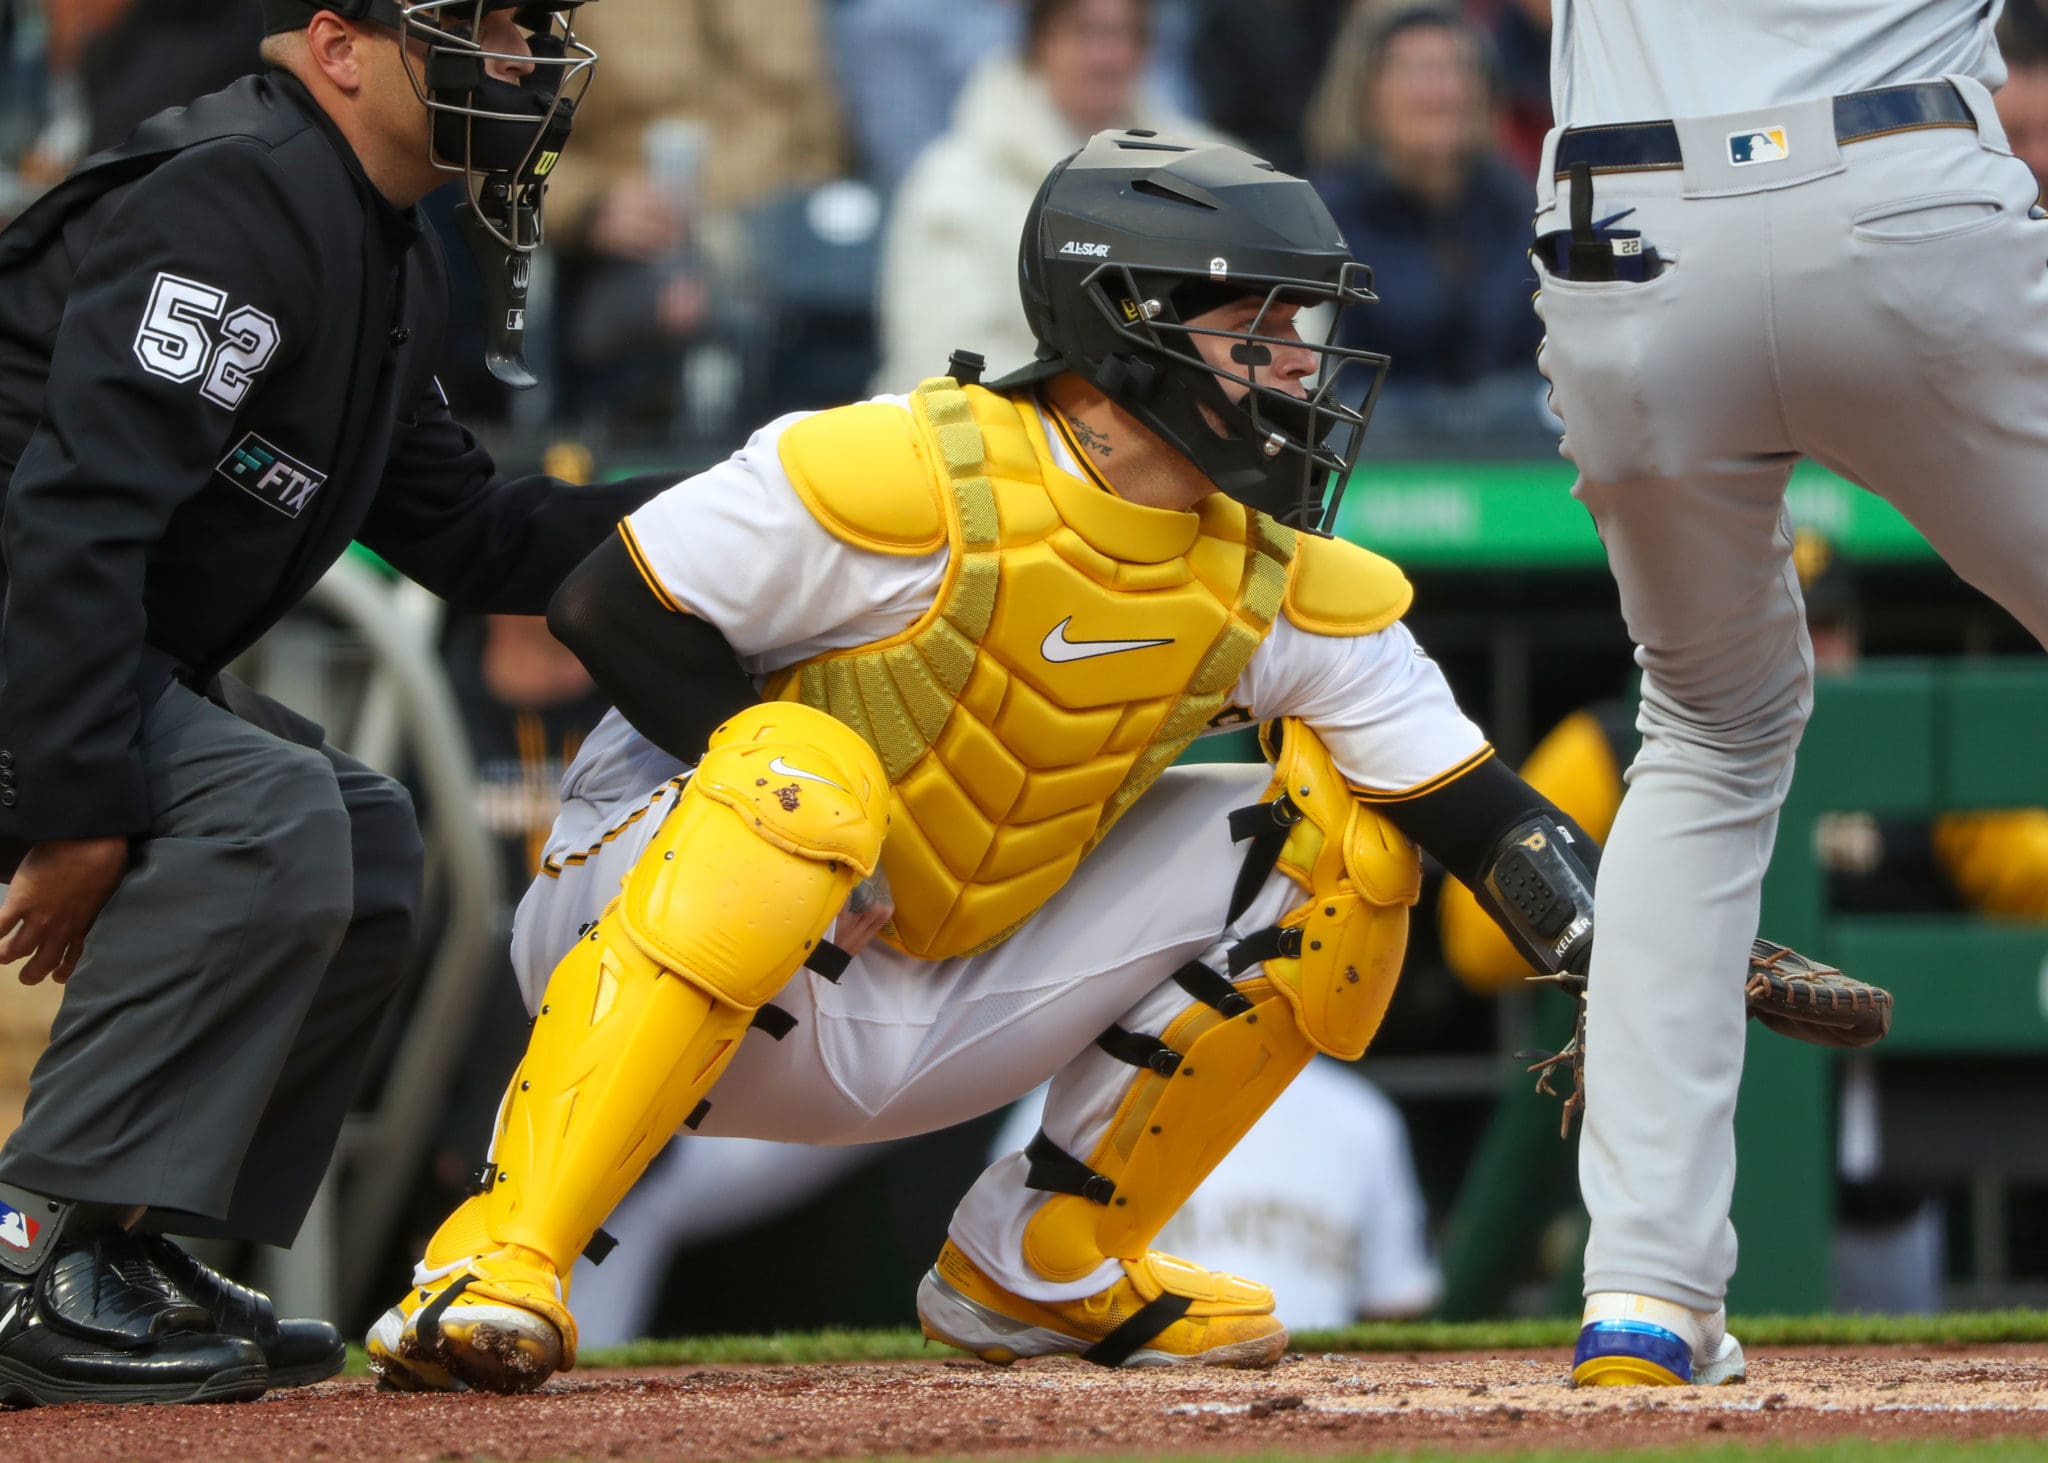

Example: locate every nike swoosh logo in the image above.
[1039,616,1176,664]
[768,756,846,792]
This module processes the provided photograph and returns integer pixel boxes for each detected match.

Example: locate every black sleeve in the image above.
[358,382,672,615]
[546,531,758,764]
[1373,753,1601,890]
[0,144,313,843]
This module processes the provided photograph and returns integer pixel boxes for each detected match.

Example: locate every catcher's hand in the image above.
[1521,938,1893,1137]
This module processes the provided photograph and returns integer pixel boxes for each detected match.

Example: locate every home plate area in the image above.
[3,1346,2047,1460]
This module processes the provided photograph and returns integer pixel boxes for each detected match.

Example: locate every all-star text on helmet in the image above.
[998,130,1390,533]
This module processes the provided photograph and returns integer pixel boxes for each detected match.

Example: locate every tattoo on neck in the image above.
[1068,417,1113,459]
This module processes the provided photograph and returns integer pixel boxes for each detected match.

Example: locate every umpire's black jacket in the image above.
[0,72,662,847]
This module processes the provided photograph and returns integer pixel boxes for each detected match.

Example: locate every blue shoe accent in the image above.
[1573,1319,1692,1382]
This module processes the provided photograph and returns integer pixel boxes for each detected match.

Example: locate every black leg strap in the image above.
[1225,796,1299,925]
[1226,797,1300,843]
[1095,1024,1182,1076]
[417,1272,475,1349]
[1079,1291,1195,1367]
[584,1227,619,1265]
[750,1003,798,1040]
[1023,1129,1115,1206]
[1171,959,1254,1019]
[1226,925,1302,977]
[805,941,851,982]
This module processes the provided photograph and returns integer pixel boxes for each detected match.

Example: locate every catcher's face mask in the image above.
[263,0,597,385]
[1081,262,1388,532]
[397,0,597,252]
[401,0,597,387]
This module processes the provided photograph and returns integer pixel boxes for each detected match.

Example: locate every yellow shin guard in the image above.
[409,704,887,1385]
[1015,720,1420,1323]
[1022,974,1314,1287]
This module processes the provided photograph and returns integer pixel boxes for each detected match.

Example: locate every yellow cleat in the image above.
[365,1243,578,1396]
[915,1239,1287,1369]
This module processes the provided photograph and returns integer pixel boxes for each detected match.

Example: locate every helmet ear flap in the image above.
[1096,354,1158,398]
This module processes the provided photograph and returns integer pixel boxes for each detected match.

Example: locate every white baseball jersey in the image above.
[538,392,1488,881]
[512,394,1491,1306]
[1553,1,2005,128]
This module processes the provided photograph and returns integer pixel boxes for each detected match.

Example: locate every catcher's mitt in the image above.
[1522,938,1893,1137]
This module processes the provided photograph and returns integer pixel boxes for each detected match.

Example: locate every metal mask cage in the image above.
[397,0,597,249]
[1082,258,1390,533]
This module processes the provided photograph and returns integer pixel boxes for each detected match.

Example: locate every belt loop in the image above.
[1940,74,2006,152]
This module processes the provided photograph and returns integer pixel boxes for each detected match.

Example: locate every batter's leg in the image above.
[1772,128,2048,649]
[1573,466,1809,1315]
[1534,184,1811,1324]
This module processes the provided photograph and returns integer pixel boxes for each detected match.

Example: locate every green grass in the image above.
[1302,1306,2048,1355]
[339,1308,2048,1376]
[557,1308,2048,1369]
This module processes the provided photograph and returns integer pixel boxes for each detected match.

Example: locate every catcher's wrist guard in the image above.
[1478,814,1597,977]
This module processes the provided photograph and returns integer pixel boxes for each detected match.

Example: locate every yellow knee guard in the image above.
[1251,717,1422,1059]
[436,703,887,1297]
[1019,719,1419,1284]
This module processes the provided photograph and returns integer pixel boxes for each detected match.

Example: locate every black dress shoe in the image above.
[137,1235,345,1388]
[0,1233,268,1407]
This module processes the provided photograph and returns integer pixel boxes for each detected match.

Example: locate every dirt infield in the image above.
[6,1345,2047,1461]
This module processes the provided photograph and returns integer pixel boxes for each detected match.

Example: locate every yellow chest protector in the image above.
[765,378,1410,961]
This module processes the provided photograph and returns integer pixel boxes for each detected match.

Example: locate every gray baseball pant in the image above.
[0,674,423,1248]
[1532,78,2048,1310]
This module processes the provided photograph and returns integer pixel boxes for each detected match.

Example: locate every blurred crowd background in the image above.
[1,0,2046,1344]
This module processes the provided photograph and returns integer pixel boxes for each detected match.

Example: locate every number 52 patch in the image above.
[132,271,281,411]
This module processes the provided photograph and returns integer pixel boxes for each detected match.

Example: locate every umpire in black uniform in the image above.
[0,0,662,1406]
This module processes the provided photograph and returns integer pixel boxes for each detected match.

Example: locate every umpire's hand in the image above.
[0,837,130,986]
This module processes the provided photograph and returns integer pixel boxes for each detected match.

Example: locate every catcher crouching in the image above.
[366,133,1885,1395]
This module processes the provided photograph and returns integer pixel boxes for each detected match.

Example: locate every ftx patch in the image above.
[217,431,327,518]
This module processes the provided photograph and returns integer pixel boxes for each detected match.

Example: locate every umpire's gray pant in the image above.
[0,674,423,1248]
[1534,77,2048,1312]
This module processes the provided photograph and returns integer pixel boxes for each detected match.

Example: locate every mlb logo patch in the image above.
[1727,127,1790,165]
[0,1201,39,1252]
[216,431,328,518]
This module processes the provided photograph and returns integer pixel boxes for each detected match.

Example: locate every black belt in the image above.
[1554,80,1975,179]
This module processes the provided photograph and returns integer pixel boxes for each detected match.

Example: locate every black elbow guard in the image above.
[1479,815,1596,975]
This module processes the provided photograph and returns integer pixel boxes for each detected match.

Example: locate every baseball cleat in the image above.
[365,1247,576,1395]
[1571,1291,1746,1387]
[916,1239,1287,1369]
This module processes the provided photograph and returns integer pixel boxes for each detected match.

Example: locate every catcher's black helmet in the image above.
[993,130,1389,532]
[263,1,597,252]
